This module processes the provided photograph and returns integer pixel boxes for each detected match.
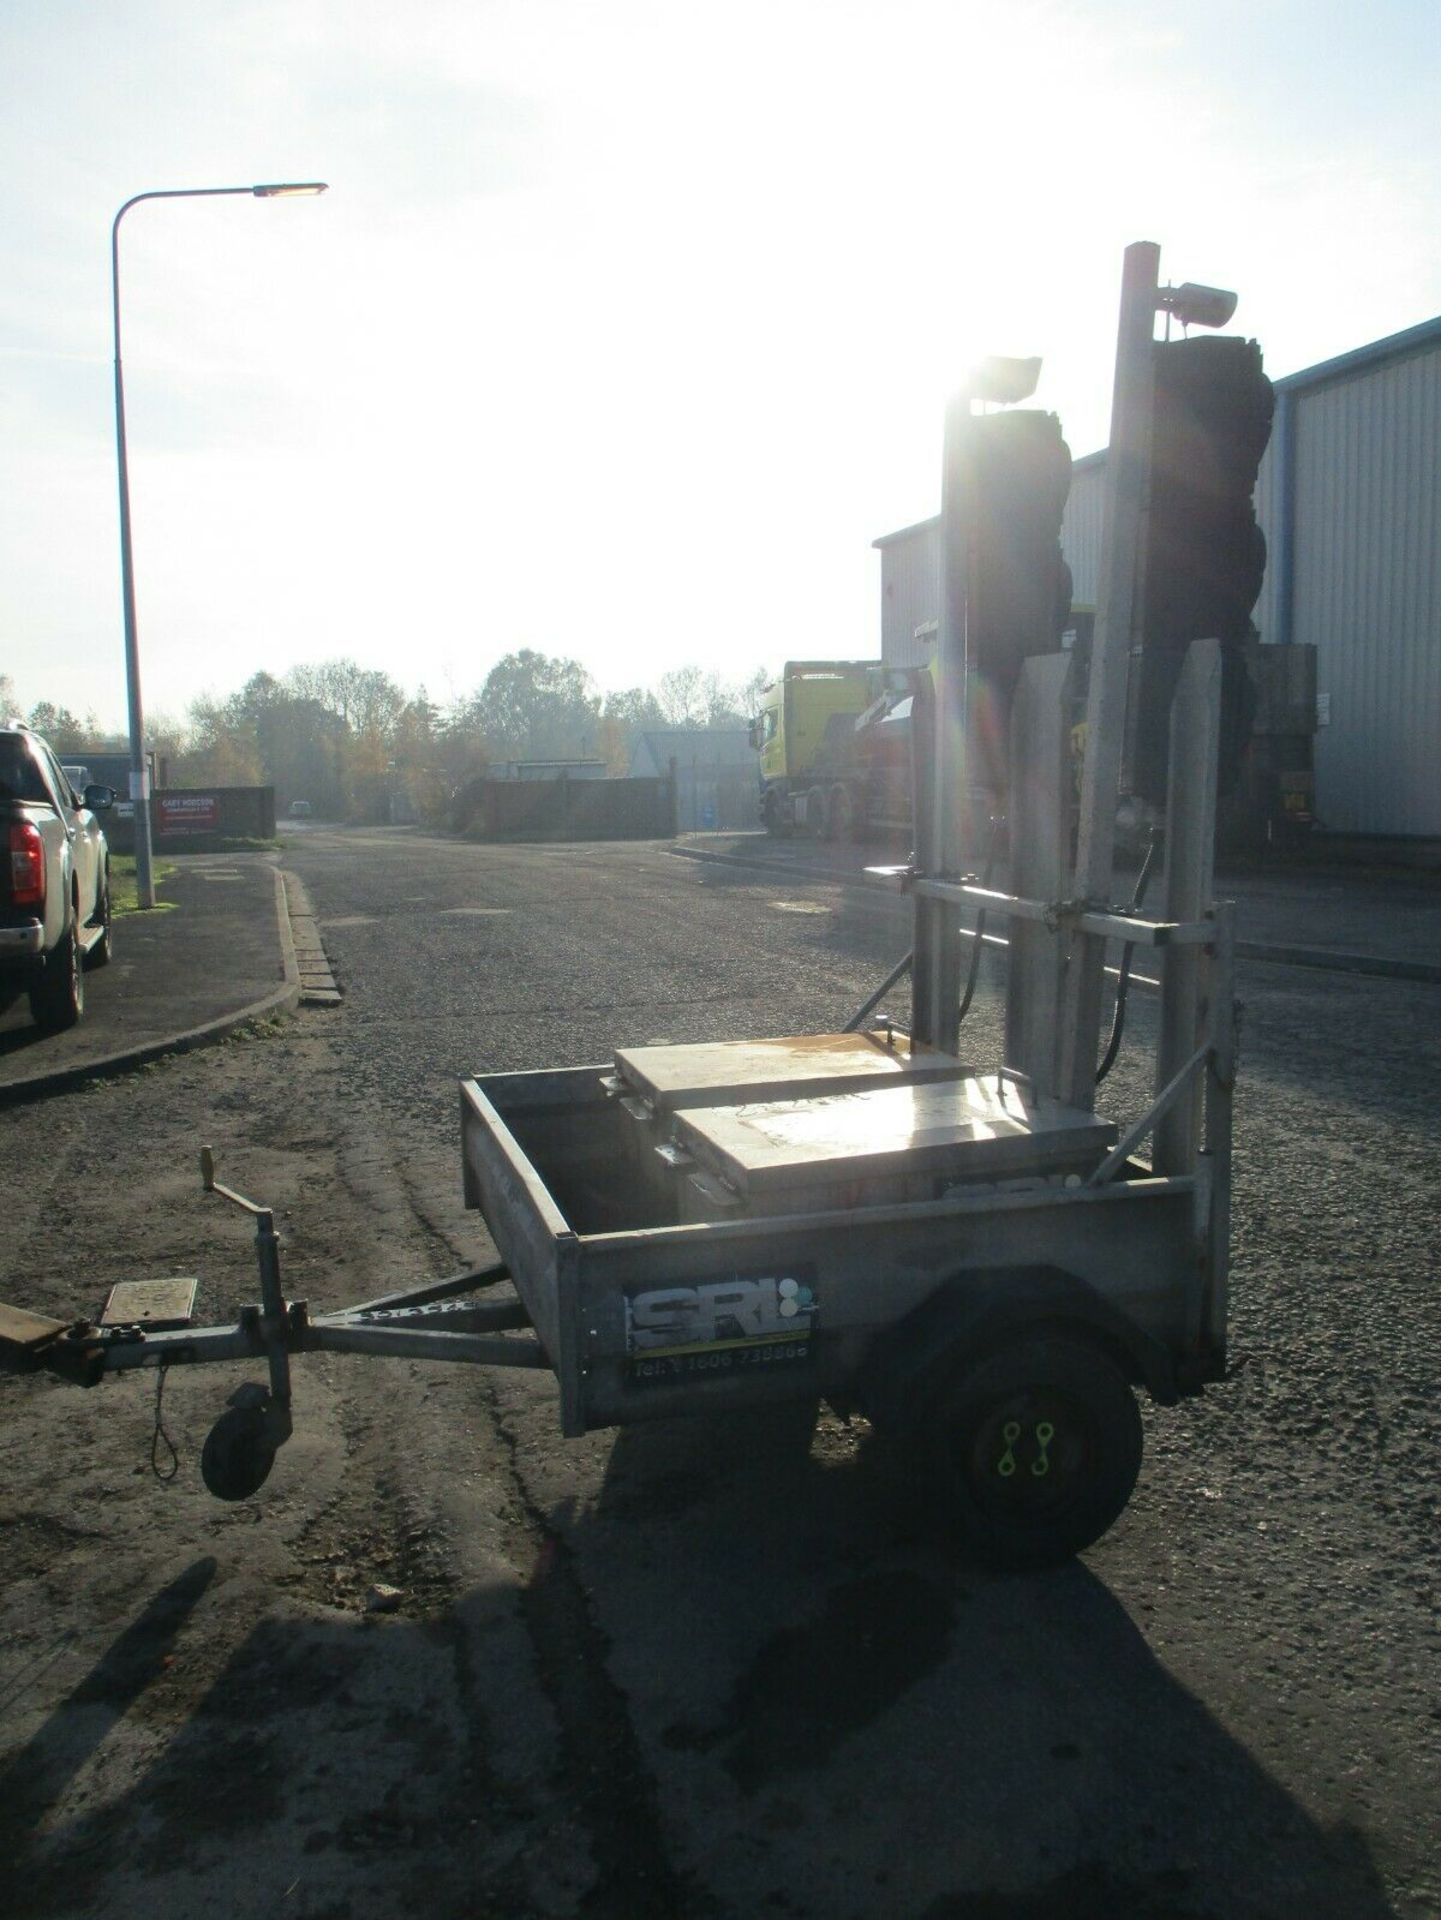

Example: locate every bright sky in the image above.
[3,0,1437,734]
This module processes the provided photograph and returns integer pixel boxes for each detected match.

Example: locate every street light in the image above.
[112,180,328,906]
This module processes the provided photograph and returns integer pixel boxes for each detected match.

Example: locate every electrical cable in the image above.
[150,1360,179,1483]
[1096,827,1161,1085]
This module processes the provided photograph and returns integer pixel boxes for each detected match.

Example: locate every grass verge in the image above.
[110,854,179,915]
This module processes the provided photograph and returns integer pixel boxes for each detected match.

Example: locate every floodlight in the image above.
[1157,282,1238,330]
[966,355,1042,405]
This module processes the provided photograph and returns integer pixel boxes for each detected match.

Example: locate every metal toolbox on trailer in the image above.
[601,1029,974,1214]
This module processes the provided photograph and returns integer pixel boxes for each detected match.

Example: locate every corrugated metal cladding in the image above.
[877,518,941,667]
[1290,349,1440,836]
[1061,455,1106,607]
[875,322,1441,838]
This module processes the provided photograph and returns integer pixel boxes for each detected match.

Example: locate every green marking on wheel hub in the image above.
[996,1420,1021,1477]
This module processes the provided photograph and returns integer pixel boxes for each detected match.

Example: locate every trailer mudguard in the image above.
[854,1263,1180,1435]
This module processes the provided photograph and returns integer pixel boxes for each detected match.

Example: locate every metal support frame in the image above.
[3,1157,550,1394]
[1155,639,1222,1171]
[1058,240,1162,1108]
[874,869,1215,950]
[843,949,914,1033]
[1199,898,1237,1358]
[1085,1040,1211,1188]
[913,394,976,1052]
[1004,652,1074,1094]
[3,1256,550,1387]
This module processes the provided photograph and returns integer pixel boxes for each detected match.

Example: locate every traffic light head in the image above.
[967,407,1073,712]
[1133,335,1274,805]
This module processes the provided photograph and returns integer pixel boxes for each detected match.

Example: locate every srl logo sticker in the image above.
[626,1272,819,1356]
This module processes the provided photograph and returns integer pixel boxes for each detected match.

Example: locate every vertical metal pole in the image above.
[108,183,323,906]
[112,205,157,908]
[908,669,938,1041]
[914,392,975,1055]
[1057,241,1161,1108]
[1004,651,1074,1092]
[254,1208,294,1432]
[1154,639,1222,1172]
[1199,897,1237,1362]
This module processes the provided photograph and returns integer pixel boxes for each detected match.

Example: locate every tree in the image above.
[184,694,264,786]
[462,650,601,763]
[734,665,770,720]
[26,702,89,750]
[603,686,666,732]
[596,686,666,773]
[288,658,406,738]
[654,665,767,729]
[392,690,441,768]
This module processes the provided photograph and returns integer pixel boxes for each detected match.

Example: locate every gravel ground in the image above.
[1,827,1437,1919]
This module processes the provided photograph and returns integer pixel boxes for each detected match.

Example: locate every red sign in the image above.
[158,794,219,833]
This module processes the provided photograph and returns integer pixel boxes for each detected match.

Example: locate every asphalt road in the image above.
[2,825,1437,1920]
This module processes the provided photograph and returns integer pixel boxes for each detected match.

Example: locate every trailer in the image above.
[0,245,1249,1570]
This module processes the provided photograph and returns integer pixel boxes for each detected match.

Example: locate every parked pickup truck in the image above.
[1,723,114,1031]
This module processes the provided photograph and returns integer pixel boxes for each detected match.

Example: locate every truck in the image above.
[757,633,1316,856]
[0,721,115,1031]
[751,660,917,840]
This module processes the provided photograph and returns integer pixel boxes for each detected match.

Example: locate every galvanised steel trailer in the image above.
[0,244,1248,1569]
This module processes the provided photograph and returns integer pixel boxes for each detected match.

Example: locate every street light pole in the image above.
[111,181,327,906]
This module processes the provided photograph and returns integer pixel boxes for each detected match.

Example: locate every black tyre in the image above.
[806,787,828,839]
[201,1405,278,1502]
[761,791,791,839]
[87,873,113,969]
[927,1334,1142,1570]
[30,912,84,1032]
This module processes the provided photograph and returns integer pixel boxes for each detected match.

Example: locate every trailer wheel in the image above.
[927,1334,1142,1570]
[201,1404,278,1502]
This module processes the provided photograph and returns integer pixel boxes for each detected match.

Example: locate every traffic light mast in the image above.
[913,358,1071,1053]
[1056,242,1247,1110]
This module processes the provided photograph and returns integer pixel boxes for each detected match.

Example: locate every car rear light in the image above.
[8,821,46,908]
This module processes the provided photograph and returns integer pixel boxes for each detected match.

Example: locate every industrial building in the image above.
[629,727,757,831]
[875,315,1441,848]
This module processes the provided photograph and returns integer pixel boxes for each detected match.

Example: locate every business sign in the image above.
[157,794,219,833]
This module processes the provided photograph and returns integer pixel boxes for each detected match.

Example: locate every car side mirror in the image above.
[83,785,115,812]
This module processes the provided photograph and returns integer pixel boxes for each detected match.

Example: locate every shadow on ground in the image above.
[0,1417,1402,1920]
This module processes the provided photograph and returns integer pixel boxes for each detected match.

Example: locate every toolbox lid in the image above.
[613,1031,969,1114]
[671,1073,1118,1196]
